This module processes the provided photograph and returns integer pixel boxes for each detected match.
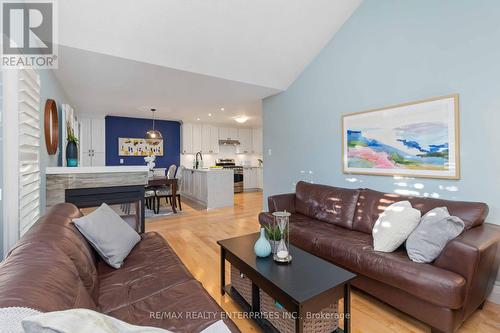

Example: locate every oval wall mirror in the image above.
[44,99,59,155]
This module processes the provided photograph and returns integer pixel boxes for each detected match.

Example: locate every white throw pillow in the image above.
[73,203,140,268]
[372,201,421,252]
[0,307,41,333]
[22,308,172,333]
[21,308,232,333]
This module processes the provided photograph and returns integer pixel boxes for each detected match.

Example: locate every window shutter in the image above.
[18,69,41,236]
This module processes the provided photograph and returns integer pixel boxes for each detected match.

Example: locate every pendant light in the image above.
[145,108,162,139]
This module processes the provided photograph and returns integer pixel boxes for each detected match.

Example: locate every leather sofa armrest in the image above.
[433,223,500,317]
[267,193,296,213]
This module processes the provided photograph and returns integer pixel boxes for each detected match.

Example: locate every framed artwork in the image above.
[342,94,459,179]
[119,138,164,156]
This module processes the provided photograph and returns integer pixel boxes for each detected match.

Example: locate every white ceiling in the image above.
[55,0,362,125]
[53,46,278,126]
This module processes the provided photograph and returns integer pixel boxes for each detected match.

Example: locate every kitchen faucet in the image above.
[195,151,203,169]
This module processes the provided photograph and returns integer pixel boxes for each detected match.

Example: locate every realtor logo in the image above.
[1,0,57,68]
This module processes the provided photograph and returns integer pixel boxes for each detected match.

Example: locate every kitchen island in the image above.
[181,168,234,209]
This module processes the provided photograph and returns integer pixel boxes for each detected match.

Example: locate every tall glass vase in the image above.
[272,211,292,263]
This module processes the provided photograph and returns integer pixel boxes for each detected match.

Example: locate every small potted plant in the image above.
[264,224,282,255]
[66,121,78,167]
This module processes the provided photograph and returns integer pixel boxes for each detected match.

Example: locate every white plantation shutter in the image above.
[18,69,41,236]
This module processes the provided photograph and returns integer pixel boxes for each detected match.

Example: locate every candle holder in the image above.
[272,211,292,263]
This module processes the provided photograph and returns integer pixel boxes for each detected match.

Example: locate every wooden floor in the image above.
[147,192,500,333]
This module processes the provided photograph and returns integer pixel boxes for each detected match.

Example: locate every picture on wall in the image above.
[119,138,164,156]
[342,94,459,179]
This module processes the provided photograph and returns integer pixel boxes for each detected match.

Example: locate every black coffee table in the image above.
[218,233,357,333]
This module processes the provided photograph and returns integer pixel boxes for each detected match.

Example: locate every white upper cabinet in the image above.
[181,123,193,154]
[79,117,105,166]
[202,124,219,154]
[237,128,252,154]
[183,123,262,155]
[252,127,263,154]
[219,127,238,140]
[192,123,202,153]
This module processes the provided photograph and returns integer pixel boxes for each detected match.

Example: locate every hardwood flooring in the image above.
[147,192,500,333]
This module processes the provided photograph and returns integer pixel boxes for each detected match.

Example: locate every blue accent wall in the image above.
[105,116,180,168]
[263,0,500,224]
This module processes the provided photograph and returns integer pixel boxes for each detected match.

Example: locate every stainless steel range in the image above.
[215,159,243,193]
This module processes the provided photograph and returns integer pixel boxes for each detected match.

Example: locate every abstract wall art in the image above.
[342,95,459,179]
[118,138,164,156]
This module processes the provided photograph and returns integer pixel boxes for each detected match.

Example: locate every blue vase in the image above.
[254,228,272,257]
[66,141,78,167]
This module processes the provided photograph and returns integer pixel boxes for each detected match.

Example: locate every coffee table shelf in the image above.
[218,233,357,333]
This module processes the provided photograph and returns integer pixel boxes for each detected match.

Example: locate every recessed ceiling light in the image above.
[196,117,201,121]
[208,113,212,117]
[234,115,249,124]
[220,107,225,111]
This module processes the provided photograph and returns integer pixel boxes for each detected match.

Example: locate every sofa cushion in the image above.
[0,242,97,312]
[107,279,238,333]
[291,221,467,309]
[12,213,99,299]
[97,232,193,313]
[98,232,239,332]
[295,182,360,229]
[352,188,489,234]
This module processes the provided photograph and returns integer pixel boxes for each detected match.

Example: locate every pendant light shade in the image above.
[145,108,162,139]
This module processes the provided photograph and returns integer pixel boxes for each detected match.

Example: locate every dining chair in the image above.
[154,164,178,213]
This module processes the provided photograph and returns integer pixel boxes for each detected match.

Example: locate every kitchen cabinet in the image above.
[182,123,193,154]
[79,117,105,166]
[192,123,202,153]
[256,167,263,189]
[202,124,219,154]
[243,167,263,190]
[252,128,263,154]
[219,127,238,140]
[181,168,233,208]
[237,128,252,154]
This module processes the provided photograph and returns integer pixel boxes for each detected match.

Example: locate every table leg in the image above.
[220,248,226,295]
[251,282,260,314]
[171,181,177,214]
[295,305,304,333]
[344,283,351,333]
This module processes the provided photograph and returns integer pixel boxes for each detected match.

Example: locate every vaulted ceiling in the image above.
[55,0,362,125]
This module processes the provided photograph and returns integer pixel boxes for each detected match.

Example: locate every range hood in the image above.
[219,139,240,146]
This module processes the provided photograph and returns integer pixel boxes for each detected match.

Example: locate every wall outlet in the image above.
[268,148,272,156]
[119,158,124,164]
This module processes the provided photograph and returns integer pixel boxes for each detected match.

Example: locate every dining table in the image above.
[147,176,178,214]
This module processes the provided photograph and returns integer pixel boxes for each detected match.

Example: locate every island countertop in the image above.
[46,166,149,174]
[184,167,232,173]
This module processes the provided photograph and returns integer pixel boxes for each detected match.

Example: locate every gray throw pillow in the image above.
[73,203,140,268]
[406,207,465,263]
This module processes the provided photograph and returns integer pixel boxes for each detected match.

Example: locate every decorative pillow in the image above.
[22,308,172,333]
[372,201,421,252]
[73,203,140,268]
[406,207,465,263]
[21,309,232,333]
[0,307,41,333]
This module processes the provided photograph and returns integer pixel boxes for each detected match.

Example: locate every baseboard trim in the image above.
[487,282,500,305]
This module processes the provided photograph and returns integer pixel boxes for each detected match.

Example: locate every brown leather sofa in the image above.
[0,203,239,333]
[259,181,500,333]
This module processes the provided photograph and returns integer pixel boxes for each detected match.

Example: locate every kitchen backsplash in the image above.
[180,145,263,167]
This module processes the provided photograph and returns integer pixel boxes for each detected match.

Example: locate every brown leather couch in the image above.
[259,181,500,333]
[0,203,239,333]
